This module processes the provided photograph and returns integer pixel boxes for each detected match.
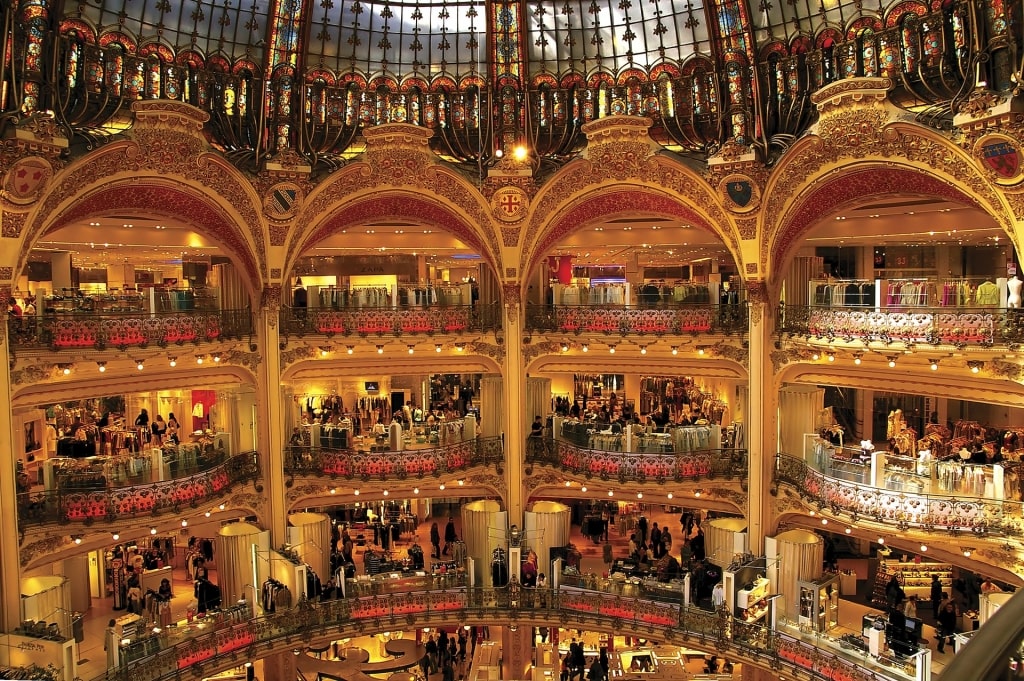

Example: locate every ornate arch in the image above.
[285,125,501,280]
[285,191,500,284]
[762,111,1017,294]
[14,102,266,302]
[522,143,739,288]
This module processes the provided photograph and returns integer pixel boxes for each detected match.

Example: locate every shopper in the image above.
[650,523,662,559]
[431,522,442,558]
[444,516,457,555]
[930,575,944,619]
[152,415,167,445]
[936,601,959,653]
[135,409,150,431]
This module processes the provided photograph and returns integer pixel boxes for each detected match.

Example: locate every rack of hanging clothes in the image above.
[301,394,346,421]
[939,279,977,307]
[358,396,392,426]
[936,460,994,496]
[350,286,392,308]
[260,578,293,612]
[553,282,629,306]
[304,567,323,600]
[809,279,877,307]
[884,279,933,307]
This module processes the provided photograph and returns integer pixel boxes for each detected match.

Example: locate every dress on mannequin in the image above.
[1008,275,1022,308]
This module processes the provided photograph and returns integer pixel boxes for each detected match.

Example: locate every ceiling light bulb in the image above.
[196,356,204,365]
[169,357,177,367]
[671,347,678,355]
[205,511,211,517]
[853,355,861,365]
[151,527,157,534]
[213,354,221,362]
[878,537,885,544]
[888,358,897,368]
[930,360,938,371]
[74,537,82,545]
[218,503,225,510]
[697,347,705,356]
[436,344,443,353]
[609,345,616,354]
[972,364,980,373]
[97,362,106,372]
[667,492,674,499]
[137,361,144,371]
[561,343,569,353]
[62,366,71,375]
[694,491,701,498]
[320,348,329,357]
[637,492,643,499]
[845,528,852,534]
[181,520,188,527]
[439,483,446,490]
[827,353,835,362]
[347,346,354,354]
[112,533,119,541]
[513,145,528,161]
[963,550,972,557]
[608,490,614,497]
[408,345,415,354]
[377,345,384,354]
[383,490,389,496]
[920,544,927,552]
[413,487,419,494]
[812,353,820,360]
[821,518,828,525]
[581,486,587,492]
[455,344,465,352]
[582,344,589,352]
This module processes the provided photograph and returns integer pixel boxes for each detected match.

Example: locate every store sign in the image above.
[334,255,418,277]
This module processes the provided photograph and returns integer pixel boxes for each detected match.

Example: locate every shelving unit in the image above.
[885,560,953,599]
[798,574,840,633]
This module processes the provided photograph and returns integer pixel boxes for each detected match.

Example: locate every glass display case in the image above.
[797,574,840,633]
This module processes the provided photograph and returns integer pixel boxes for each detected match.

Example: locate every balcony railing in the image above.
[100,583,908,681]
[526,437,747,484]
[524,304,748,336]
[7,309,253,352]
[778,304,1024,349]
[280,304,502,339]
[17,451,262,529]
[775,453,1023,536]
[283,436,505,479]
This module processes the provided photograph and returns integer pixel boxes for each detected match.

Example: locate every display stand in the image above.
[0,633,77,681]
[723,556,774,626]
[797,574,840,632]
[883,561,952,600]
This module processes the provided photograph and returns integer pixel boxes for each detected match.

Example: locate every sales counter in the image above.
[560,573,690,606]
[117,603,251,668]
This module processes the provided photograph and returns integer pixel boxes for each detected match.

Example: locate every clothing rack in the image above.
[809,279,877,308]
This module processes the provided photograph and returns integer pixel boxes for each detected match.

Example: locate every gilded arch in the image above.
[762,118,1018,294]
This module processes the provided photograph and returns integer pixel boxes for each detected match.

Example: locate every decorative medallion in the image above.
[4,156,52,204]
[975,134,1024,184]
[719,174,760,213]
[264,181,303,219]
[491,186,529,222]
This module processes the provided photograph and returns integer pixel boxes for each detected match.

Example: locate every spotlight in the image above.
[582,343,589,353]
[930,359,939,371]
[320,347,330,357]
[667,492,673,499]
[639,346,647,355]
[844,527,852,534]
[963,549,972,557]
[561,343,569,352]
[136,360,144,371]
[888,356,897,368]
[671,346,678,355]
[697,347,705,356]
[408,345,415,354]
[150,527,157,535]
[169,357,177,367]
[608,345,616,354]
[219,503,225,510]
[608,490,614,497]
[353,489,359,496]
[826,352,835,362]
[376,345,384,354]
[181,519,188,527]
[413,487,419,494]
[436,344,443,353]
[213,353,221,363]
[112,533,120,541]
[440,483,446,490]
[694,490,702,498]
[581,486,587,492]
[821,518,828,525]
[878,537,885,544]
[455,343,465,351]
[330,488,336,494]
[920,544,928,552]
[205,511,211,517]
[637,492,643,499]
[347,346,354,354]
[97,362,106,373]
[812,352,820,360]
[458,479,464,486]
[969,360,983,373]
[61,365,71,375]
[73,536,82,545]
[196,355,204,365]
[853,353,862,365]
[383,490,390,496]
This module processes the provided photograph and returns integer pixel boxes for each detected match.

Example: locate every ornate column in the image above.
[0,321,23,630]
[257,286,288,542]
[502,283,527,523]
[745,282,776,554]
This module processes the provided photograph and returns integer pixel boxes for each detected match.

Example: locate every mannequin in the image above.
[293,277,308,309]
[1008,275,1022,308]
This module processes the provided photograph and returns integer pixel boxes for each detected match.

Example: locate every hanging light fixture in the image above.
[97,362,107,373]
